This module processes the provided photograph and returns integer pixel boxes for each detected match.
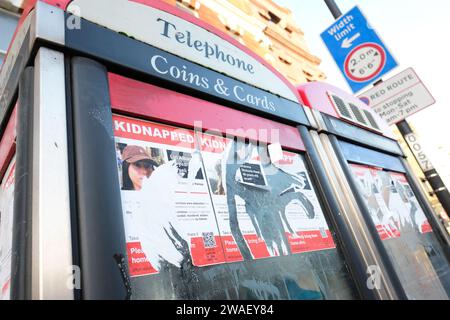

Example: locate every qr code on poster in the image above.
[202,232,217,248]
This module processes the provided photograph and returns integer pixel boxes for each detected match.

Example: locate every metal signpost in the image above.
[397,121,450,218]
[321,4,397,93]
[322,0,450,227]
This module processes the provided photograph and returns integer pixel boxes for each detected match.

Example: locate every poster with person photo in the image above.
[113,115,226,277]
[114,115,341,279]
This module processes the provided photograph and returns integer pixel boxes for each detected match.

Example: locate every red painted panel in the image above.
[109,73,305,152]
[0,106,17,182]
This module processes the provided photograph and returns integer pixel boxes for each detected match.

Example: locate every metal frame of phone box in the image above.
[0,2,432,301]
[306,108,450,298]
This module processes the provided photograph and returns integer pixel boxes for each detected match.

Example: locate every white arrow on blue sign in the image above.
[321,6,398,93]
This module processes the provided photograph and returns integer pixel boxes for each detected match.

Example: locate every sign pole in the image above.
[397,120,450,217]
[323,0,450,219]
[324,0,342,18]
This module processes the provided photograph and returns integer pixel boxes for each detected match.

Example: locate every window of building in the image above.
[226,29,245,45]
[303,70,314,78]
[176,3,193,15]
[259,10,281,24]
[268,11,281,24]
[227,27,245,38]
[258,10,271,21]
[175,1,198,18]
[257,38,270,50]
[279,56,292,65]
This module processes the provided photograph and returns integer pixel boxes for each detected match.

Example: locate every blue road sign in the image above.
[321,6,398,93]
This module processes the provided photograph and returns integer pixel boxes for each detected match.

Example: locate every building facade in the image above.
[163,0,326,84]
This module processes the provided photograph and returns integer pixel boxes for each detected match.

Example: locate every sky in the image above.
[275,0,450,187]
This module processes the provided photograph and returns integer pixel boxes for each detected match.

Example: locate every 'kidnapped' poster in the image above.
[114,115,226,277]
[114,115,337,277]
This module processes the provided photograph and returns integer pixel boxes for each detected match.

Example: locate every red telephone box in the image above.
[1,0,447,300]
